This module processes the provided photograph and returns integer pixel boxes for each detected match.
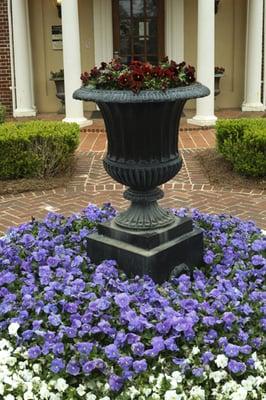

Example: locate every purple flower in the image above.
[82,361,95,374]
[131,342,145,356]
[192,367,204,377]
[201,351,214,364]
[104,344,120,360]
[118,356,133,370]
[114,293,130,308]
[76,342,94,355]
[228,360,246,374]
[109,374,124,392]
[66,360,80,376]
[225,343,240,357]
[50,358,65,373]
[132,359,147,373]
[28,345,41,359]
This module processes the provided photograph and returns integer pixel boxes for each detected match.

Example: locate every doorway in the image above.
[112,0,165,64]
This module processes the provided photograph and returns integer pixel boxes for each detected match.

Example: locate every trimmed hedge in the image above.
[0,103,6,124]
[0,121,79,179]
[216,118,266,177]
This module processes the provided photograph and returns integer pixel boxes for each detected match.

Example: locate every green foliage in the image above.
[216,118,266,177]
[0,103,6,124]
[0,121,79,179]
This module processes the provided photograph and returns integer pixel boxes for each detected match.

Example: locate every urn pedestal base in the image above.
[88,216,203,283]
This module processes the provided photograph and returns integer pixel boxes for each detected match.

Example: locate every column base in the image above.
[63,117,93,128]
[13,108,37,117]
[87,216,203,283]
[241,103,264,112]
[187,115,217,127]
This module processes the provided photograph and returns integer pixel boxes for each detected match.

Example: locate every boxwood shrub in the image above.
[0,121,79,179]
[216,118,266,177]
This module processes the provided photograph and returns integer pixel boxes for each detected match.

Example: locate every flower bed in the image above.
[0,204,265,400]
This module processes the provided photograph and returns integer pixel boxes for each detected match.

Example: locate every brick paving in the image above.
[0,122,265,235]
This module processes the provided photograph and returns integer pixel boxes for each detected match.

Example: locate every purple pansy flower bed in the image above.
[0,204,265,399]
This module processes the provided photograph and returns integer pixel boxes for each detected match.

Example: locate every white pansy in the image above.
[0,382,4,395]
[215,354,228,368]
[99,397,111,400]
[172,371,183,383]
[149,375,155,383]
[54,378,68,392]
[230,387,248,400]
[151,395,160,400]
[164,390,178,400]
[39,382,50,399]
[0,339,12,350]
[5,395,15,400]
[23,391,34,400]
[77,384,86,396]
[210,370,227,384]
[142,388,152,396]
[128,386,141,399]
[8,322,20,336]
[86,394,97,400]
[191,346,200,356]
[33,363,42,374]
[190,386,205,399]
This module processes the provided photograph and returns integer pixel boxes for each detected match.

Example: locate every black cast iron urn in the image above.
[73,83,209,282]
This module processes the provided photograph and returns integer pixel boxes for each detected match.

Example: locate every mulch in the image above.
[195,148,265,191]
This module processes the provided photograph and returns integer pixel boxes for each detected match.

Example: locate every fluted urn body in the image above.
[73,83,209,231]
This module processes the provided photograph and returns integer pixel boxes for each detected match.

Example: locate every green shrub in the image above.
[0,103,6,124]
[0,121,79,179]
[216,118,266,177]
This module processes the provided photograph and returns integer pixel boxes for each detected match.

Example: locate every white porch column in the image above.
[61,0,90,127]
[165,0,184,62]
[11,0,36,117]
[93,0,113,65]
[242,0,264,111]
[188,0,217,126]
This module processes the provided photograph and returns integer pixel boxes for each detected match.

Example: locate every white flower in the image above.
[54,378,69,392]
[215,354,228,368]
[151,395,160,400]
[77,384,86,396]
[0,382,4,395]
[230,387,248,400]
[33,363,42,374]
[192,346,200,356]
[40,382,50,399]
[99,397,111,400]
[128,386,141,399]
[171,371,183,383]
[190,386,205,399]
[142,388,152,396]
[165,390,179,400]
[86,394,97,400]
[5,395,15,400]
[8,322,20,336]
[210,370,227,383]
[23,391,34,400]
[0,339,12,350]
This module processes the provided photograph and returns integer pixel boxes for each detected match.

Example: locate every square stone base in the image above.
[88,216,203,283]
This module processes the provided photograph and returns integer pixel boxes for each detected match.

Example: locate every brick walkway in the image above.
[0,122,265,234]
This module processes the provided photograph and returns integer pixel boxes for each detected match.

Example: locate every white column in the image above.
[165,0,184,62]
[93,0,113,66]
[242,0,264,111]
[61,0,91,127]
[188,0,217,126]
[11,0,36,117]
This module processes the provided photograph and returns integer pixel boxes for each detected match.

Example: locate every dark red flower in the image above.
[118,73,133,88]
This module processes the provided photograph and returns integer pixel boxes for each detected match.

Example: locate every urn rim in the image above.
[73,82,210,103]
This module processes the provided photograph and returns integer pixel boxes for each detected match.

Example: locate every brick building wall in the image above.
[0,0,12,115]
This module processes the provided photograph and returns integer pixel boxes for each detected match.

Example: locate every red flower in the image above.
[132,69,144,82]
[118,73,133,88]
[89,67,100,78]
[151,66,163,78]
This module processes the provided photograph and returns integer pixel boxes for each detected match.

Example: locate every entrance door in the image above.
[112,0,164,64]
